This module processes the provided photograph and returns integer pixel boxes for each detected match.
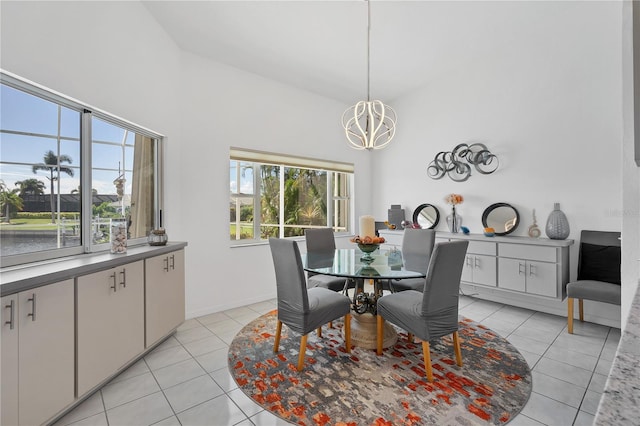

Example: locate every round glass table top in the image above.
[303,248,425,280]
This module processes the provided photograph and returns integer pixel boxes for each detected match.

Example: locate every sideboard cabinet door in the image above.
[1,294,19,426]
[145,249,186,347]
[77,261,144,396]
[1,280,75,426]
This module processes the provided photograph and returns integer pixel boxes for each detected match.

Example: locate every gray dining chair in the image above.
[268,237,352,371]
[567,230,621,334]
[376,240,469,382]
[305,228,354,293]
[388,228,436,292]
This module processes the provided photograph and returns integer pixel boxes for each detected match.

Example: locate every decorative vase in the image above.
[545,203,570,240]
[447,206,462,233]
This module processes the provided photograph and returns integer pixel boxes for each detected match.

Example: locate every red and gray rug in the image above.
[229,311,531,425]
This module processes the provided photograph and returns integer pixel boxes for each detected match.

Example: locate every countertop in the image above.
[0,242,187,296]
[594,282,640,424]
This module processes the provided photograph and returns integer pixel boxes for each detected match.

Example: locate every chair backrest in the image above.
[305,228,336,252]
[577,230,621,284]
[402,228,436,274]
[269,238,309,314]
[421,240,469,317]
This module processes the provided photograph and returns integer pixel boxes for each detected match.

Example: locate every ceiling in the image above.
[142,1,562,104]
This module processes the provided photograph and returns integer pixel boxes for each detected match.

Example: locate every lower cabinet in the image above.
[145,250,185,347]
[455,240,497,287]
[76,261,145,396]
[498,243,561,298]
[1,279,75,426]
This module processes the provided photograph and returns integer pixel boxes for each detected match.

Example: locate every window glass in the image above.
[1,75,161,265]
[91,117,156,245]
[0,83,82,257]
[229,152,352,243]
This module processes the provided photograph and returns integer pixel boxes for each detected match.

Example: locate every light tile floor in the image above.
[53,296,620,426]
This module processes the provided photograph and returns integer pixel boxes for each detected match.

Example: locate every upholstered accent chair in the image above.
[388,228,436,292]
[376,240,469,382]
[268,237,352,371]
[566,230,621,334]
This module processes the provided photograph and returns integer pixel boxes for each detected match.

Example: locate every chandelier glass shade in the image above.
[342,100,397,150]
[342,1,397,151]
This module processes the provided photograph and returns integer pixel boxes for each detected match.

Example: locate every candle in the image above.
[359,215,375,239]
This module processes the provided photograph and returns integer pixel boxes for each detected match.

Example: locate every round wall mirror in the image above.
[412,204,440,229]
[482,203,520,235]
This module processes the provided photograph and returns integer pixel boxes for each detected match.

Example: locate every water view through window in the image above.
[0,75,161,265]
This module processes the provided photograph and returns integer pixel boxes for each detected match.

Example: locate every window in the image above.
[230,148,353,244]
[0,72,162,266]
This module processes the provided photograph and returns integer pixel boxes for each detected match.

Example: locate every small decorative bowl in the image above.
[148,229,168,246]
[357,243,380,254]
[483,227,495,237]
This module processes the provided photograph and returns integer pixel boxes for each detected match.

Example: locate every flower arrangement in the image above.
[350,235,385,245]
[445,193,464,205]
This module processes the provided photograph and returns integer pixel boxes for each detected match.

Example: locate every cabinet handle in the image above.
[4,299,15,329]
[110,272,117,292]
[27,293,36,321]
[474,257,480,268]
[120,268,127,288]
[466,256,472,267]
[529,264,537,277]
[169,254,175,270]
[163,257,169,272]
[518,263,525,275]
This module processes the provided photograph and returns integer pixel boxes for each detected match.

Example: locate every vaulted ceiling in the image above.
[142,1,573,104]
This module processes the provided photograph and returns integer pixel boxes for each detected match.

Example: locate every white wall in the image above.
[621,0,640,331]
[372,1,627,326]
[178,52,372,317]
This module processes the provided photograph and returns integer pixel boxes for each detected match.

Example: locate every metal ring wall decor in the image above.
[427,143,499,182]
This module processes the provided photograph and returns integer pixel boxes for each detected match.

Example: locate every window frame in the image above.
[1,70,164,267]
[229,148,354,247]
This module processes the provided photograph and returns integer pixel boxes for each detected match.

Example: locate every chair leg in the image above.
[579,299,584,322]
[344,313,351,353]
[567,297,574,334]
[328,321,333,329]
[317,327,322,338]
[407,333,414,343]
[453,331,463,367]
[422,341,434,382]
[297,334,308,371]
[376,315,384,355]
[273,320,283,352]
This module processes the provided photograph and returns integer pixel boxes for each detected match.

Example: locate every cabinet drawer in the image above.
[499,243,556,262]
[454,240,496,255]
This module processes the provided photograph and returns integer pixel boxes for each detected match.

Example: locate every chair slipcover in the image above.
[305,228,353,292]
[269,237,350,335]
[389,228,436,292]
[378,240,469,340]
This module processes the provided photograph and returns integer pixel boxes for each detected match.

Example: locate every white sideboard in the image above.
[379,230,574,310]
[0,243,187,426]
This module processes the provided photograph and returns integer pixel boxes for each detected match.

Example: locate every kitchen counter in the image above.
[0,242,187,296]
[594,282,640,424]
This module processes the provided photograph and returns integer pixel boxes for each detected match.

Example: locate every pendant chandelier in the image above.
[341,1,397,150]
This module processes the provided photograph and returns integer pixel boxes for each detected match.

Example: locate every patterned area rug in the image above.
[229,311,531,425]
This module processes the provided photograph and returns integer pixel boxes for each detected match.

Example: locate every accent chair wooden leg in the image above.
[453,331,463,367]
[567,298,574,334]
[297,334,308,371]
[407,333,414,343]
[274,320,283,352]
[376,315,384,355]
[344,313,351,353]
[317,327,322,338]
[422,341,434,382]
[579,299,584,322]
[329,321,333,329]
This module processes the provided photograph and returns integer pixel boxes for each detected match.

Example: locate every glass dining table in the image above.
[302,247,426,349]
